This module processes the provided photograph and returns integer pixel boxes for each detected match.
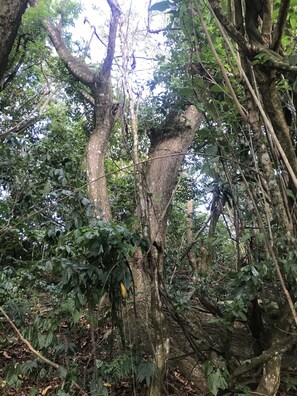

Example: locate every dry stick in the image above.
[0,306,59,369]
[0,90,56,141]
[0,307,88,396]
[193,0,248,123]
[207,2,297,190]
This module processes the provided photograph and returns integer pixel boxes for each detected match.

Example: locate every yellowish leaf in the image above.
[41,385,52,395]
[120,282,127,299]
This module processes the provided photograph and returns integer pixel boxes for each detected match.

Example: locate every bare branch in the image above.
[79,88,95,106]
[148,27,180,34]
[179,214,212,261]
[84,17,107,48]
[28,0,95,85]
[232,332,297,379]
[106,0,122,14]
[0,306,88,395]
[0,306,59,369]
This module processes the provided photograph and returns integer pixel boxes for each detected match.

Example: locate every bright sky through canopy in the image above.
[71,0,165,86]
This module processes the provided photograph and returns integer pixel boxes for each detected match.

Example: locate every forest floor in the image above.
[0,304,295,396]
[0,320,197,395]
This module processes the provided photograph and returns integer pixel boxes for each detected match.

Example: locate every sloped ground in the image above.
[0,320,198,395]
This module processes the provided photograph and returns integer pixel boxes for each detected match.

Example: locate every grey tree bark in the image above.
[130,106,203,395]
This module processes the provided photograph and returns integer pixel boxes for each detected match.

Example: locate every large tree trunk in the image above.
[0,0,28,83]
[86,77,114,220]
[131,106,202,395]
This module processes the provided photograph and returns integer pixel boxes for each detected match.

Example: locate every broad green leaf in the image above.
[149,1,172,12]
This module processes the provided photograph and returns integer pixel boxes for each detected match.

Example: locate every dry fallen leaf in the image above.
[41,385,52,395]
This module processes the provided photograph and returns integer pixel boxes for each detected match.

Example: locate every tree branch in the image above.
[207,0,249,53]
[262,0,273,37]
[194,0,248,122]
[0,89,55,141]
[29,0,95,86]
[232,334,297,380]
[272,0,291,52]
[43,20,95,86]
[101,0,122,77]
[179,214,212,261]
[79,88,95,106]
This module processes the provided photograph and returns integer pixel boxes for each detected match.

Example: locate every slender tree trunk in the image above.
[186,199,198,274]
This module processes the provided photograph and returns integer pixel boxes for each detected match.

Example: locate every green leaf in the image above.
[81,197,90,206]
[207,368,228,396]
[240,233,251,243]
[43,180,51,195]
[288,54,297,66]
[251,266,259,277]
[149,1,171,12]
[286,189,295,199]
[290,17,297,29]
[137,362,155,386]
[44,332,54,348]
[57,366,68,378]
[38,333,46,349]
[293,79,297,93]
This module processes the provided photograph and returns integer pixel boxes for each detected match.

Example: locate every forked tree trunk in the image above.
[31,0,121,219]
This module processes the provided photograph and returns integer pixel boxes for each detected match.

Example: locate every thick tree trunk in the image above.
[86,131,111,219]
[0,0,28,82]
[257,356,281,396]
[132,106,202,395]
[86,80,114,219]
